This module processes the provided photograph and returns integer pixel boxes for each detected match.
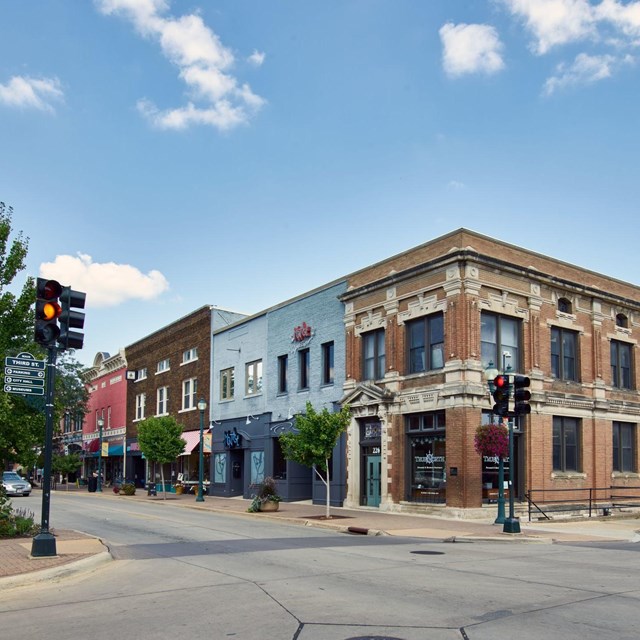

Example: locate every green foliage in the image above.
[279,402,350,472]
[137,416,186,463]
[121,482,136,496]
[0,484,37,538]
[53,452,82,477]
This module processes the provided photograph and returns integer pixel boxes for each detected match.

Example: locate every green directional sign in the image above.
[4,352,47,396]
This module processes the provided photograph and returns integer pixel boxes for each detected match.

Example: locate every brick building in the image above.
[340,229,640,514]
[124,306,245,490]
[82,349,128,483]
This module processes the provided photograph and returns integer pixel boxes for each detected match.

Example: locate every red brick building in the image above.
[124,306,246,491]
[83,349,128,483]
[340,229,640,514]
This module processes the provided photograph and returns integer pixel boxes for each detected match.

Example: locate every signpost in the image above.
[4,353,46,396]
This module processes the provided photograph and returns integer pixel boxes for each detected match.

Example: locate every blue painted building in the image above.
[209,280,347,504]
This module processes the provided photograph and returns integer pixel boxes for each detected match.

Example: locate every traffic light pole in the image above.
[31,345,58,557]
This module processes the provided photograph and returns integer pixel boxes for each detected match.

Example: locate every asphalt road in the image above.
[1,493,639,640]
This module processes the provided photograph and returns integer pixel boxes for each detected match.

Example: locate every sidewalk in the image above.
[2,486,638,588]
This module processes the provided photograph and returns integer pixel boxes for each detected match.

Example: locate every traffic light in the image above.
[492,374,512,416]
[513,375,531,415]
[35,278,62,347]
[58,286,86,350]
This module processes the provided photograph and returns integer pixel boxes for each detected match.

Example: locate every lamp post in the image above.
[196,398,207,502]
[97,417,104,493]
[484,360,505,525]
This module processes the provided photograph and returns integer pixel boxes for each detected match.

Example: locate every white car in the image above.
[2,471,32,496]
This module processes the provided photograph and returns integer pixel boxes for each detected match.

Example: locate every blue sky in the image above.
[1,0,639,367]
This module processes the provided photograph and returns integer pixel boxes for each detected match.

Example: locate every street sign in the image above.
[4,352,47,396]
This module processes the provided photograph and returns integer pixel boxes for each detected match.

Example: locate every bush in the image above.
[0,486,38,538]
[121,482,136,496]
[247,476,282,512]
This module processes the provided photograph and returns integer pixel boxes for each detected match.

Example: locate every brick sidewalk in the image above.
[0,529,102,579]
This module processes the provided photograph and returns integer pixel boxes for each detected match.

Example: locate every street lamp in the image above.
[196,398,207,502]
[97,417,104,493]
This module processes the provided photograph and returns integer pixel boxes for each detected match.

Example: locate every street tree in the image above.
[279,401,351,519]
[0,202,44,469]
[52,452,82,490]
[137,416,186,499]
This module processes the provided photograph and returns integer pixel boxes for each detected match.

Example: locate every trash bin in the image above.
[88,476,98,493]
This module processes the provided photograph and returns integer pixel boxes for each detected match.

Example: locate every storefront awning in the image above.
[109,443,124,456]
[180,430,202,455]
[84,439,100,453]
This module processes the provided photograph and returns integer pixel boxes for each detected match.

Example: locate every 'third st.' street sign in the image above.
[4,352,46,396]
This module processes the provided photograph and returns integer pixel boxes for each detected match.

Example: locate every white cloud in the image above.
[40,254,170,307]
[440,23,505,77]
[596,0,640,42]
[248,50,266,66]
[95,0,265,131]
[543,52,617,94]
[0,75,64,112]
[501,0,596,54]
[447,180,467,191]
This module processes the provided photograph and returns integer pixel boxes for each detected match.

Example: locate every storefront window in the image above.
[214,453,226,484]
[251,450,264,485]
[407,412,446,504]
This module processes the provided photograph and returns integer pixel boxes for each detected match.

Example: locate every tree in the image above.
[0,202,45,469]
[279,401,351,519]
[52,452,81,490]
[137,416,186,499]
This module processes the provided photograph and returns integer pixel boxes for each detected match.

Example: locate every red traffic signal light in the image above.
[492,375,512,416]
[35,278,62,347]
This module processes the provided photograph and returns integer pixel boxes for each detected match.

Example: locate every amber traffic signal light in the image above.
[35,278,62,347]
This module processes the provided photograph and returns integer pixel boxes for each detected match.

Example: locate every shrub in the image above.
[247,476,281,512]
[12,508,38,536]
[121,482,136,496]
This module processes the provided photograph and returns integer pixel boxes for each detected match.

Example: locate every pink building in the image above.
[83,350,128,484]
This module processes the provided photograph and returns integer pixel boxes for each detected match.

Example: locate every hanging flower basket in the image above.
[474,423,509,459]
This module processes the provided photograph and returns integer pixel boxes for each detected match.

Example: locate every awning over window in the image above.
[180,430,202,456]
[109,443,124,456]
[85,439,100,453]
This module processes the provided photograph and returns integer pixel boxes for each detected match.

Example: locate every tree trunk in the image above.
[325,457,331,519]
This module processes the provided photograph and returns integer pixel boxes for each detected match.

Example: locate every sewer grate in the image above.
[410,550,445,555]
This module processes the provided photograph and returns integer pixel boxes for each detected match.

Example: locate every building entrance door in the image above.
[365,454,381,507]
[229,450,243,496]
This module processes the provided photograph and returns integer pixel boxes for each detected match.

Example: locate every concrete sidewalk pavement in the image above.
[2,487,638,589]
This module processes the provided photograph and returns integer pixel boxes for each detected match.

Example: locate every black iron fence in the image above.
[525,486,640,522]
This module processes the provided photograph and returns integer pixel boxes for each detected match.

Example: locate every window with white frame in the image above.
[182,347,198,364]
[157,386,168,415]
[182,378,197,410]
[135,393,146,420]
[156,358,170,374]
[136,367,147,381]
[220,368,234,400]
[245,360,263,395]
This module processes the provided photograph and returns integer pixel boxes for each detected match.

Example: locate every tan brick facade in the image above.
[341,229,640,513]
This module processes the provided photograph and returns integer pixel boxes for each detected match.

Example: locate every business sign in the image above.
[4,352,46,396]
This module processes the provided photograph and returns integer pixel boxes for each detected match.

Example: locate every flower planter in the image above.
[260,499,280,512]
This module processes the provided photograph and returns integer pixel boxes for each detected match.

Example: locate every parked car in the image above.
[2,471,32,496]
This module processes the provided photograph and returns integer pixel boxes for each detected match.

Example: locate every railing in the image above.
[525,487,612,522]
[524,487,640,522]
